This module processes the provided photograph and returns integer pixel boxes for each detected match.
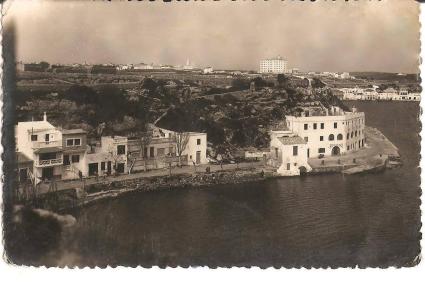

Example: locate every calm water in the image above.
[60,102,420,267]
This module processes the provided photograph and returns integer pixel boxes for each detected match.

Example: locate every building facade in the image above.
[286,106,366,158]
[259,56,288,74]
[269,131,311,176]
[15,115,209,185]
[62,129,88,180]
[15,113,64,183]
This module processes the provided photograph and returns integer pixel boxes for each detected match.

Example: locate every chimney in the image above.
[43,112,47,121]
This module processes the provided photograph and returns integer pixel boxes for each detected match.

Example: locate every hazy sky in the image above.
[4,0,421,73]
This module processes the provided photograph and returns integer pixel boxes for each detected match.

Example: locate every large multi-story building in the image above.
[259,56,288,74]
[285,106,366,158]
[268,106,366,176]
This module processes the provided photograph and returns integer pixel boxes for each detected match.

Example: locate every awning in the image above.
[34,147,63,154]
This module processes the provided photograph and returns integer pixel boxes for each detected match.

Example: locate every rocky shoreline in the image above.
[36,167,277,212]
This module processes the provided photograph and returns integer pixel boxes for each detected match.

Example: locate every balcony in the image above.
[35,158,63,167]
[32,140,62,149]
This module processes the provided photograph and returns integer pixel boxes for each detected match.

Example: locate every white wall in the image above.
[286,112,365,158]
[183,133,208,165]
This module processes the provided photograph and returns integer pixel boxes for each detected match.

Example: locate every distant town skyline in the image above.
[4,0,421,73]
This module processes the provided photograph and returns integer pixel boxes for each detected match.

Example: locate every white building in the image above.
[203,67,214,74]
[61,129,88,180]
[269,130,311,176]
[259,56,288,74]
[148,125,208,165]
[184,133,208,165]
[15,113,64,183]
[100,136,129,174]
[134,63,154,70]
[286,106,366,158]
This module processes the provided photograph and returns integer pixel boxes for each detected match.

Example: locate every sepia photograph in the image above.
[1,0,422,268]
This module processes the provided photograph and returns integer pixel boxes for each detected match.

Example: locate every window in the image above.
[117,145,126,155]
[275,148,279,158]
[320,136,324,141]
[150,147,155,157]
[337,134,343,140]
[304,124,308,130]
[329,134,335,141]
[293,146,298,156]
[71,155,80,163]
[197,139,201,145]
[334,122,337,129]
[31,135,38,141]
[320,123,324,129]
[355,131,357,137]
[347,146,350,151]
[313,123,317,130]
[64,154,70,166]
[39,152,56,161]
[351,132,354,138]
[318,148,325,153]
[287,163,290,170]
[304,137,308,142]
[101,162,106,171]
[66,138,81,147]
[347,133,350,140]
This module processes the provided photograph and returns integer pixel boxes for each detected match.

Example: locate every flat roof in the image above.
[62,129,87,134]
[277,136,306,145]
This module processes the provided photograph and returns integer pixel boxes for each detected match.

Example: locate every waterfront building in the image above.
[269,130,312,176]
[62,129,88,180]
[15,115,209,184]
[285,106,366,158]
[15,112,64,183]
[259,56,288,74]
[100,136,129,174]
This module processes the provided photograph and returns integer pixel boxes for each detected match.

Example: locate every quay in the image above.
[308,126,400,175]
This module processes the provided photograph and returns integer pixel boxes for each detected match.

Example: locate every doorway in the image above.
[331,146,341,156]
[88,163,98,176]
[196,151,201,164]
[42,167,54,180]
[107,161,112,175]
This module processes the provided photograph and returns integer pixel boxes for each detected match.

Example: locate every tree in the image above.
[127,127,153,174]
[231,78,250,91]
[175,132,190,167]
[277,74,289,88]
[39,61,50,71]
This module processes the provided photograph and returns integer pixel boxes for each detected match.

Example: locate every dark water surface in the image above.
[62,102,421,267]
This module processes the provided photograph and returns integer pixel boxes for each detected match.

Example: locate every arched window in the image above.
[346,133,349,140]
[337,134,343,140]
[329,134,335,141]
[351,132,354,138]
[355,130,357,137]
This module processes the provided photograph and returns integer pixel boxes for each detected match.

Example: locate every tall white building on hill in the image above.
[260,56,288,74]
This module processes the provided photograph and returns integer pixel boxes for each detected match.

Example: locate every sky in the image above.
[3,0,421,73]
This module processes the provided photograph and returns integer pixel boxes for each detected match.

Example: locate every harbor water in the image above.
[37,102,423,267]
